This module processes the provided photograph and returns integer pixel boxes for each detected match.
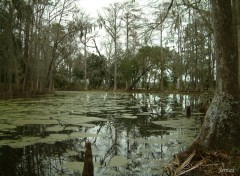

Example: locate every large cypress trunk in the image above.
[236,0,240,91]
[194,0,240,152]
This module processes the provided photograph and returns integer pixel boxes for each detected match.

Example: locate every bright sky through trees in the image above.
[79,0,147,17]
[79,0,125,16]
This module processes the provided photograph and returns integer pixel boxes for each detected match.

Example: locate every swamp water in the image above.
[0,91,206,176]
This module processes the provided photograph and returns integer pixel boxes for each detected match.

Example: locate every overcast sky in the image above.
[79,0,127,16]
[78,0,148,18]
[76,0,167,53]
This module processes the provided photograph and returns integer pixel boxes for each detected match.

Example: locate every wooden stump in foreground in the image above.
[186,106,191,117]
[82,141,94,176]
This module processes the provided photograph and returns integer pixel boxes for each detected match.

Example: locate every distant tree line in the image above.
[0,0,232,97]
[0,0,80,97]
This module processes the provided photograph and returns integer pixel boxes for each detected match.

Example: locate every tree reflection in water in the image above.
[0,92,211,175]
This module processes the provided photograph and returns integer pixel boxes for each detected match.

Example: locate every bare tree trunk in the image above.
[6,2,14,94]
[125,13,129,90]
[194,19,199,91]
[235,0,240,92]
[84,31,88,91]
[160,24,164,91]
[98,3,123,91]
[207,34,214,89]
[113,8,118,91]
[114,38,118,91]
[23,5,31,92]
[194,0,240,151]
[177,19,183,90]
[128,65,153,90]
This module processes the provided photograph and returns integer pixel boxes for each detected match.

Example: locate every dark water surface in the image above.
[0,91,207,176]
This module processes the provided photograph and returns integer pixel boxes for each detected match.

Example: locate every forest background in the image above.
[0,0,228,97]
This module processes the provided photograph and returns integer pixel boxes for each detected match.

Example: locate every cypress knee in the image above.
[186,106,191,117]
[82,142,94,176]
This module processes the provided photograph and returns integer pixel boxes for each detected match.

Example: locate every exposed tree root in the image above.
[162,144,240,176]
